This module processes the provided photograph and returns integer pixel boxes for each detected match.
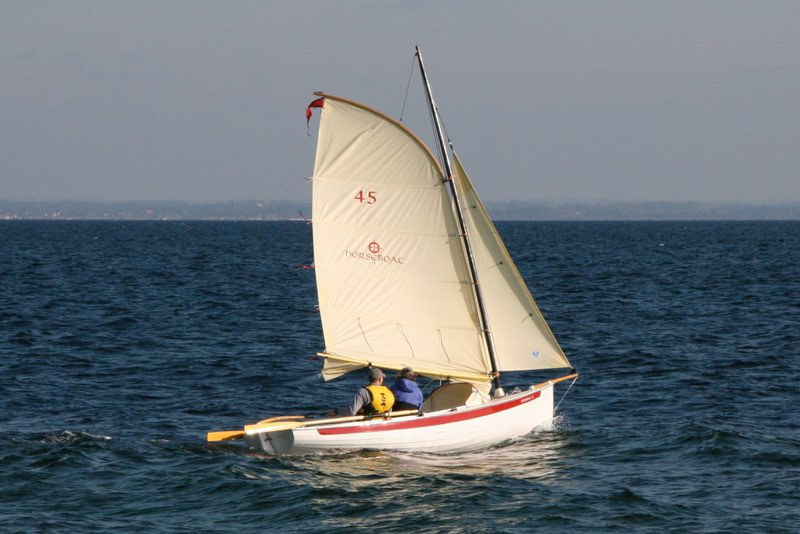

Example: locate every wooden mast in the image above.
[414,46,504,394]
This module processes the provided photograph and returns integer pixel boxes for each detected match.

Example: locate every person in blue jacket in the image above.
[390,367,424,411]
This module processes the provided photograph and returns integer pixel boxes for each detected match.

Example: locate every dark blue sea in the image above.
[1,220,798,532]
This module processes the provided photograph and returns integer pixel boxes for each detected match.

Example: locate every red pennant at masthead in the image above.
[306,98,325,133]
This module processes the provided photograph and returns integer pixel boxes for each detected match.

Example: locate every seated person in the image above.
[329,367,395,416]
[390,367,423,411]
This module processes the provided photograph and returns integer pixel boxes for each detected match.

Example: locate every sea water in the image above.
[1,220,798,532]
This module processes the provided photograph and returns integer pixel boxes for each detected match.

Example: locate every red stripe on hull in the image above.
[316,390,541,435]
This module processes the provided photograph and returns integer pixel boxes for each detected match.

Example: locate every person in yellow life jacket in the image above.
[329,367,395,416]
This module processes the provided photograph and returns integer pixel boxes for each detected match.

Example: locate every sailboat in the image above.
[207,48,578,455]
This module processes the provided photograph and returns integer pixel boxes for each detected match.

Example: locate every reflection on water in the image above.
[237,425,572,486]
[386,436,565,480]
[276,430,577,529]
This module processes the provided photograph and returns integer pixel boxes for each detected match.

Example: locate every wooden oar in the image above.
[207,429,249,442]
[206,415,307,442]
[243,409,419,435]
[207,409,419,442]
[255,415,307,424]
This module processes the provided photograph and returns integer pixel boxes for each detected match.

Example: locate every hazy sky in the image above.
[2,1,798,204]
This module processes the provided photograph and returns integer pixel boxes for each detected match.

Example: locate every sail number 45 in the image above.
[355,190,377,204]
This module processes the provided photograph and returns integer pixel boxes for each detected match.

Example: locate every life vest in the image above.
[363,385,395,415]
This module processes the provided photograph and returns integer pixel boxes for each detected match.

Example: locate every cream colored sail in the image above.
[311,94,492,383]
[451,154,572,371]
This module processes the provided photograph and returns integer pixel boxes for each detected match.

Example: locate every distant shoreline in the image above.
[1,199,799,221]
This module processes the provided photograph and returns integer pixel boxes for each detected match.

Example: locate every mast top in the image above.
[415,47,453,180]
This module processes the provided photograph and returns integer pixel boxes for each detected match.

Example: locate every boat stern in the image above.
[244,428,295,455]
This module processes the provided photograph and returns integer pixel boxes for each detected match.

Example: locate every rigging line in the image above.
[428,110,446,174]
[399,54,417,122]
[434,112,458,176]
[357,317,374,352]
[554,376,578,412]
[442,121,455,150]
[436,329,453,364]
[419,376,437,393]
[397,323,415,359]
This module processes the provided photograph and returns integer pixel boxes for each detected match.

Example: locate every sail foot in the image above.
[319,352,492,384]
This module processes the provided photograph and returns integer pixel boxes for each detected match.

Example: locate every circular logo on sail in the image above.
[344,241,404,265]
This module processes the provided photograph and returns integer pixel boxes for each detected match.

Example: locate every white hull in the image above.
[244,383,555,455]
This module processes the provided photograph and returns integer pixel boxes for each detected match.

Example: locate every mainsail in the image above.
[310,93,570,384]
[311,94,489,382]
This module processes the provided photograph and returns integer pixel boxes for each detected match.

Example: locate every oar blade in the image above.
[207,430,245,442]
